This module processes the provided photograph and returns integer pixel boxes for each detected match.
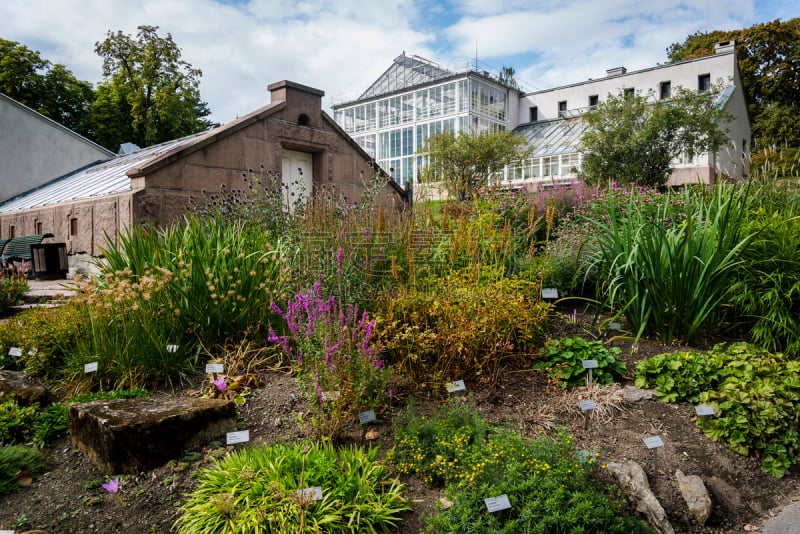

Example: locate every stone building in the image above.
[0,81,406,272]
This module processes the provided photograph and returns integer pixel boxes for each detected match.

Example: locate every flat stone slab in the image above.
[0,370,48,406]
[69,397,237,475]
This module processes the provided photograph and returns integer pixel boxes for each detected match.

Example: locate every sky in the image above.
[0,0,796,125]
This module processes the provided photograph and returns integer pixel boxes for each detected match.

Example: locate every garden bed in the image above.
[1,307,797,533]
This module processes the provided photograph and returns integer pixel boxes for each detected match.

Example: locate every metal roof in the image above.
[0,135,202,213]
[358,53,458,100]
[514,117,588,157]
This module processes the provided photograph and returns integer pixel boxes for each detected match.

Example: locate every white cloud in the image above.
[0,0,780,128]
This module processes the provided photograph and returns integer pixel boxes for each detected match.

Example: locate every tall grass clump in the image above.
[590,184,753,344]
[66,213,287,391]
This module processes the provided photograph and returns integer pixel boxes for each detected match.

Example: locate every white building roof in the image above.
[0,135,202,213]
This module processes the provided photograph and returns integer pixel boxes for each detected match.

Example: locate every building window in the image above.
[624,87,634,100]
[36,222,42,234]
[588,95,598,109]
[660,81,671,99]
[558,101,567,117]
[529,106,538,122]
[70,218,78,236]
[698,74,711,91]
[9,226,15,238]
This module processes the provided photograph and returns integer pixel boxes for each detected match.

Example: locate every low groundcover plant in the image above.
[176,440,410,534]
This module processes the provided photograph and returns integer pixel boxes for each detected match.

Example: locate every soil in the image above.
[2,300,799,534]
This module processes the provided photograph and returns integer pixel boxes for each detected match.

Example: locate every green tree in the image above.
[580,88,732,187]
[418,130,531,201]
[0,38,95,136]
[90,25,215,151]
[667,18,800,148]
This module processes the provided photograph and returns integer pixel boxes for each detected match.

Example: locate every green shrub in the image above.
[176,441,410,534]
[390,400,490,487]
[635,342,800,477]
[534,337,626,388]
[378,271,550,387]
[391,402,651,533]
[751,146,800,179]
[589,184,753,344]
[728,208,800,355]
[32,388,150,447]
[0,445,48,495]
[0,304,83,376]
[0,398,38,444]
[0,263,28,314]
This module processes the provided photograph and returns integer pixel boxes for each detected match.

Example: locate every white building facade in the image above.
[334,42,750,193]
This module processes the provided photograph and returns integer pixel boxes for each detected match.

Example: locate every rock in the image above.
[607,461,675,534]
[623,385,657,402]
[69,397,237,475]
[365,429,379,441]
[676,469,712,525]
[0,370,48,406]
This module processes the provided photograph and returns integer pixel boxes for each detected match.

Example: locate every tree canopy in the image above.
[580,88,732,187]
[667,18,800,148]
[0,38,95,136]
[418,129,531,201]
[90,25,215,151]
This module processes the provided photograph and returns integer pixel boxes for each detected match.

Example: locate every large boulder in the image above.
[69,397,237,475]
[0,370,48,406]
[607,460,676,534]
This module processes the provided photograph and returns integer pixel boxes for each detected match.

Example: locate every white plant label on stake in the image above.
[0,530,16,534]
[166,344,179,353]
[581,360,599,369]
[358,410,376,424]
[643,436,664,449]
[609,322,621,330]
[226,430,250,445]
[541,288,559,299]
[8,347,22,357]
[299,487,323,501]
[445,380,466,393]
[205,363,224,374]
[84,362,98,373]
[484,494,511,513]
[577,450,595,463]
[695,405,715,417]
[321,391,340,402]
[579,400,597,411]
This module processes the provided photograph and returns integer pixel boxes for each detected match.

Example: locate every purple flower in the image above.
[102,477,119,493]
[213,377,227,394]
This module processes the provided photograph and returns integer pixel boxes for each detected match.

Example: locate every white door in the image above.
[281,150,313,211]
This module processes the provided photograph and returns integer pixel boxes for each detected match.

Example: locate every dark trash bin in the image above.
[31,243,68,279]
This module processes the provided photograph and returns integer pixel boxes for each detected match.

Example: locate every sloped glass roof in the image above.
[514,117,588,157]
[359,53,458,100]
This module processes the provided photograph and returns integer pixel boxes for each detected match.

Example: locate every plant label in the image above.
[84,362,98,373]
[579,400,596,411]
[484,494,511,512]
[695,405,715,416]
[446,380,466,393]
[582,359,599,369]
[609,322,621,330]
[0,530,16,534]
[8,347,22,357]
[643,436,664,449]
[205,363,224,374]
[226,430,250,445]
[321,391,340,401]
[299,486,323,501]
[166,344,179,353]
[541,288,558,299]
[577,450,595,463]
[359,410,376,424]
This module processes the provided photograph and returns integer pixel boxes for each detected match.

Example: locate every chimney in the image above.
[714,40,736,54]
[606,66,627,77]
[268,80,324,127]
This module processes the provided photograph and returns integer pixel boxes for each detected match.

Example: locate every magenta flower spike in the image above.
[102,477,119,493]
